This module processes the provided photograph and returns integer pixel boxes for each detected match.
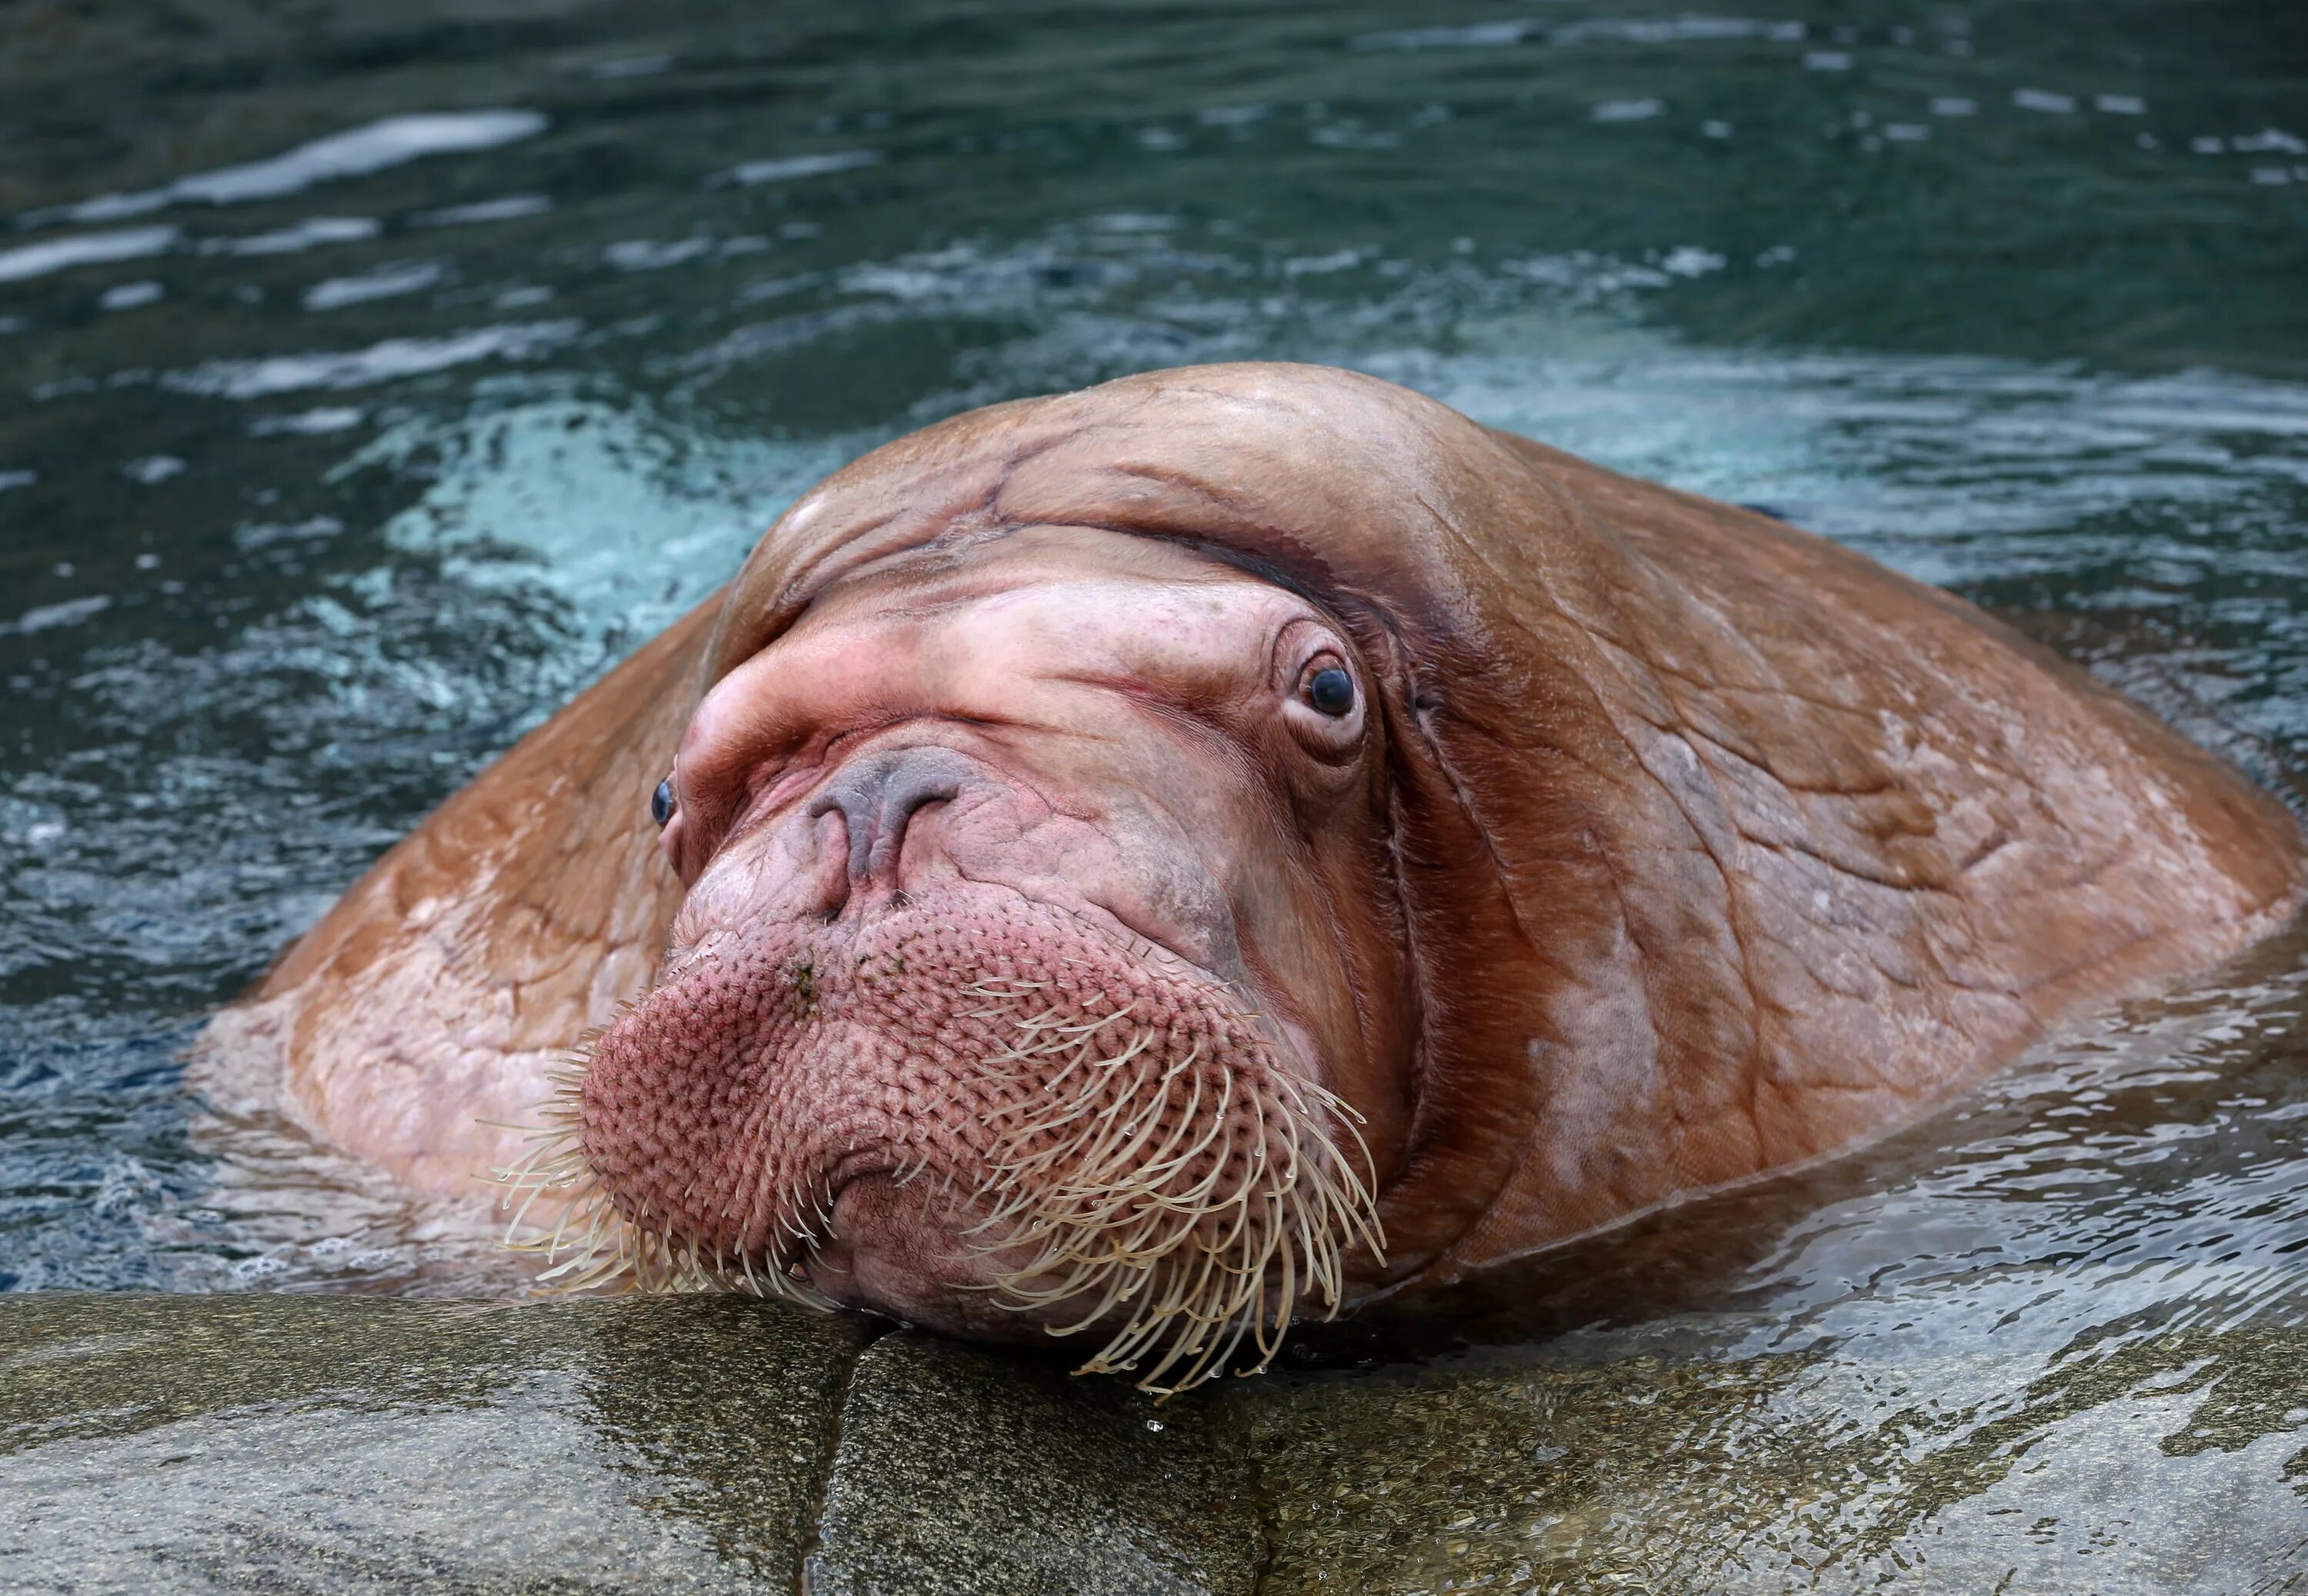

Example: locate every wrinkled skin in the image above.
[212,363,2306,1366]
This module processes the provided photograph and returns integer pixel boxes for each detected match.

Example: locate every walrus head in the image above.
[505,367,1566,1391]
[569,531,1399,1391]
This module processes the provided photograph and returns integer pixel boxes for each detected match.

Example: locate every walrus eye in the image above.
[651,777,675,828]
[1306,666,1355,718]
[1277,628,1365,761]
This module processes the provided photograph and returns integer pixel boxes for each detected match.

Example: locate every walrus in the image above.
[217,362,2304,1391]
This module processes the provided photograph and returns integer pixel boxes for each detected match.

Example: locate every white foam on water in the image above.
[0,225,178,284]
[26,112,548,227]
[342,394,862,658]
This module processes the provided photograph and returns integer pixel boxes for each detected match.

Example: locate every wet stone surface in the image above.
[7,1292,2308,1593]
[0,1294,869,1593]
[809,1332,1256,1596]
[1244,1324,2308,1593]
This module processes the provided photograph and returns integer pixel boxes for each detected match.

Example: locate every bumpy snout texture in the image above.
[514,888,1379,1393]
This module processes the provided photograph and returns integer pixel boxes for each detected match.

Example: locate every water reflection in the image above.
[0,227,180,285]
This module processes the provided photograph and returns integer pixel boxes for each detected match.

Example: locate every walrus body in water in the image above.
[220,363,2303,1390]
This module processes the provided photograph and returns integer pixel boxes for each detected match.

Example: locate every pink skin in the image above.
[592,526,1410,1340]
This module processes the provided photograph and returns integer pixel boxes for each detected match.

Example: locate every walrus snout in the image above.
[544,889,1379,1391]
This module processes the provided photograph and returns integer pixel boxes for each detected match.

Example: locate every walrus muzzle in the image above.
[509,892,1378,1396]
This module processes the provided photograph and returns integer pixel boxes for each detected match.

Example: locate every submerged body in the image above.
[216,364,2303,1386]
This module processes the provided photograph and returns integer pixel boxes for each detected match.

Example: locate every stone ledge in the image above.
[6,1294,2307,1594]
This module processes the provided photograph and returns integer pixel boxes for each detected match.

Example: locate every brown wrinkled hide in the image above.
[223,362,2305,1308]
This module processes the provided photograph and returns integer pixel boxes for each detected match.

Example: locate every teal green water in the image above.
[2,0,2306,1582]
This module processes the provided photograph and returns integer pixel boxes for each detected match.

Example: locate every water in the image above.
[2,0,2306,1577]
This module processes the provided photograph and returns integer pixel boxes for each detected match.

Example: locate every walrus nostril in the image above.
[805,747,976,888]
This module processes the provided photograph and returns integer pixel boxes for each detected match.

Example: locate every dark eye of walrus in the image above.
[1306,665,1354,717]
[651,777,674,827]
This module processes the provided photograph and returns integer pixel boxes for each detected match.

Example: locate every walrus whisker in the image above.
[1042,1041,1162,1176]
[1046,1258,1148,1337]
[1116,1275,1219,1386]
[1114,1059,1206,1188]
[937,1001,1382,1394]
[987,1039,1106,1121]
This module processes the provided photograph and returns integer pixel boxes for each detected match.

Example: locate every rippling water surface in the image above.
[3,0,2306,1581]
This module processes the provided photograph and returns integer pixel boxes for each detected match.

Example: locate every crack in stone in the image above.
[793,1317,894,1596]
